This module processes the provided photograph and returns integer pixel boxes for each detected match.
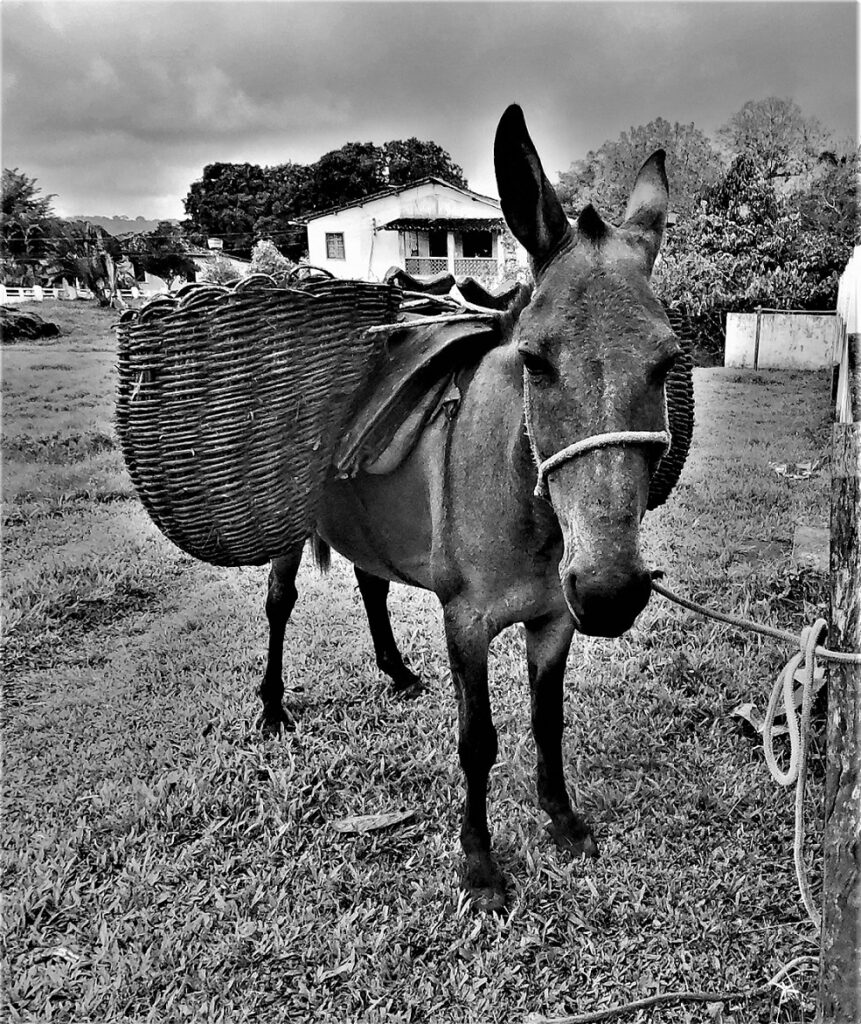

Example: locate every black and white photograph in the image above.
[2,1,859,1021]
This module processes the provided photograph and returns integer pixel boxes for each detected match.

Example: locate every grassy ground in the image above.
[2,301,833,1023]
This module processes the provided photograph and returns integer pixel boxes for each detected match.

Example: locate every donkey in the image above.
[261,105,681,910]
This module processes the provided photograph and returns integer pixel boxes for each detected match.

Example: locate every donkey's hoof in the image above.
[388,661,425,697]
[257,706,296,739]
[469,884,506,914]
[461,860,506,912]
[391,676,426,700]
[547,821,600,860]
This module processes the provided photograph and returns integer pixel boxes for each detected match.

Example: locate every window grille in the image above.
[326,233,346,260]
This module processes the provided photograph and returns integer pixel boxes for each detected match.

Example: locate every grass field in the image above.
[2,301,833,1023]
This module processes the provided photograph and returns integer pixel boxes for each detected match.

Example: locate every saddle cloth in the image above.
[333,316,503,478]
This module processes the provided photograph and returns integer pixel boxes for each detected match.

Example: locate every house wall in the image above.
[306,181,528,282]
[724,312,841,369]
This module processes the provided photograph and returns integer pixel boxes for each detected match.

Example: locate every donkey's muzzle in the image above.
[562,567,653,637]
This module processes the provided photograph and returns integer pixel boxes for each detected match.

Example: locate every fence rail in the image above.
[1,284,44,303]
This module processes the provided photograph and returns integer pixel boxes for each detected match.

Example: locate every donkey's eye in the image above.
[519,348,554,379]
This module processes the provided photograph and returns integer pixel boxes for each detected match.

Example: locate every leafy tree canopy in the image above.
[2,167,55,221]
[796,144,859,243]
[121,220,198,288]
[556,118,723,222]
[654,149,854,350]
[381,139,466,188]
[2,168,57,260]
[717,97,827,181]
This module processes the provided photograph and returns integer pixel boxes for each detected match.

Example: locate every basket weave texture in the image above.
[116,274,401,566]
[647,338,695,511]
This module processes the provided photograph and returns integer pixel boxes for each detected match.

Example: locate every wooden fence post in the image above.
[817,333,861,1022]
[753,305,763,369]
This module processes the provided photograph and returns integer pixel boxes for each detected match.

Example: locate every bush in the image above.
[198,256,243,285]
[250,239,296,286]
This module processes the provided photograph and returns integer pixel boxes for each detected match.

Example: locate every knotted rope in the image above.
[652,578,861,930]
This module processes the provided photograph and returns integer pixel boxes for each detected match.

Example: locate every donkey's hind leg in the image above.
[259,544,304,737]
[354,567,423,696]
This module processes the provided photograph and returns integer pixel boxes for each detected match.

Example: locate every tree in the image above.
[797,145,860,243]
[122,221,198,289]
[556,118,723,222]
[301,141,383,212]
[37,218,124,306]
[653,151,854,358]
[184,161,310,259]
[1,168,56,261]
[717,97,826,181]
[381,139,467,188]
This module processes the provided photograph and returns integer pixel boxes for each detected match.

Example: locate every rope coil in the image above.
[652,577,861,930]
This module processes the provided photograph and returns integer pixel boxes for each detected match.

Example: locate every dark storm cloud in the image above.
[2,1,856,218]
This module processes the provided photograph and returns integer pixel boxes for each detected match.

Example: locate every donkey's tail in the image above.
[310,532,331,573]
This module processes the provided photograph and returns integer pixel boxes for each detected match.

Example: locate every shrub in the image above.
[250,239,296,286]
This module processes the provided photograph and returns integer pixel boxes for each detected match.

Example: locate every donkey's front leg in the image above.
[259,545,304,737]
[443,601,504,911]
[525,613,599,859]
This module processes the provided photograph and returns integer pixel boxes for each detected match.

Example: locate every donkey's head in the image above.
[495,105,681,637]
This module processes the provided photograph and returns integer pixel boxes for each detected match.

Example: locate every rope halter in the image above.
[523,369,671,500]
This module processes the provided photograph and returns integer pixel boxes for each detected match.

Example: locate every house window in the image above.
[461,230,493,259]
[326,232,345,260]
[428,229,448,257]
[405,230,421,257]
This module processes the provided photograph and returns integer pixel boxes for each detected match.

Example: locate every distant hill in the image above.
[68,216,180,236]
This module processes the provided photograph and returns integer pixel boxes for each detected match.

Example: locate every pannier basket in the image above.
[647,339,695,511]
[115,274,401,567]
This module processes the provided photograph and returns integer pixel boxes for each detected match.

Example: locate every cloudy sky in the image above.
[2,1,857,219]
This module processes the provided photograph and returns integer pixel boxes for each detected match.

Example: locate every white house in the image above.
[301,177,529,289]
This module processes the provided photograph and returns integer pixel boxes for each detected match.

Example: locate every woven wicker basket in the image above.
[116,274,401,566]
[647,340,695,511]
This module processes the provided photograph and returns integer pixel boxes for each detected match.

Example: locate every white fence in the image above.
[1,282,141,304]
[1,284,45,303]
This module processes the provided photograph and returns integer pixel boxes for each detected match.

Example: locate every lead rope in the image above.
[520,379,861,1018]
[527,586,858,1024]
[652,579,861,932]
[524,956,818,1024]
[761,619,827,928]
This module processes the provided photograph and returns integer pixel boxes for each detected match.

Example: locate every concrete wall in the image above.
[725,312,840,369]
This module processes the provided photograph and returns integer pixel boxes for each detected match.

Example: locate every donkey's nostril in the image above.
[562,571,582,621]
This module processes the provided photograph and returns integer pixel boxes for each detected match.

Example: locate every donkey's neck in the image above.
[467,341,562,540]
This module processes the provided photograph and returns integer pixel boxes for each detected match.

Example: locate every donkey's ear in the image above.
[494,104,570,265]
[621,149,668,268]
